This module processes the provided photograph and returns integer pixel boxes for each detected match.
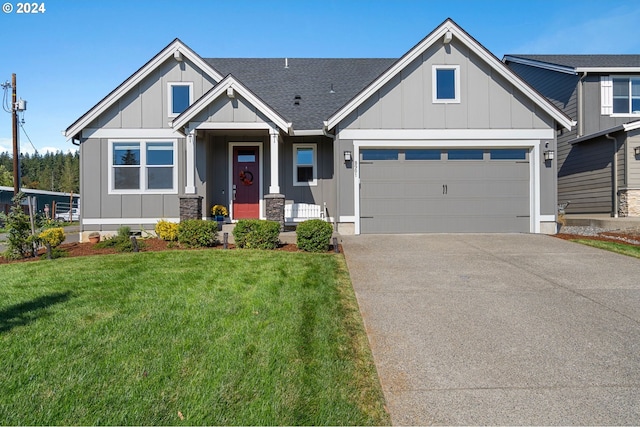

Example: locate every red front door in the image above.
[232,146,260,219]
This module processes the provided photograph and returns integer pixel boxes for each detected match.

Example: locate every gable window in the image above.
[433,65,460,103]
[109,140,177,194]
[293,144,317,186]
[168,82,193,116]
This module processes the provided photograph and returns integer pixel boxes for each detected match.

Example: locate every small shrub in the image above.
[95,226,145,252]
[296,219,334,252]
[177,219,218,248]
[38,227,66,248]
[233,219,280,250]
[1,192,32,259]
[155,219,179,241]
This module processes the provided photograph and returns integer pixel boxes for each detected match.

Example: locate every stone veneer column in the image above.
[265,194,285,231]
[179,195,203,221]
[618,189,640,217]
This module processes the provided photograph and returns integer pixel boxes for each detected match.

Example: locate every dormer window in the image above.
[168,82,193,116]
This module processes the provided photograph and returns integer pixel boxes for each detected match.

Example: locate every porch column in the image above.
[269,127,280,194]
[185,129,196,194]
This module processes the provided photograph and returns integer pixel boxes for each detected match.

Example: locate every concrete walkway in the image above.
[341,234,640,425]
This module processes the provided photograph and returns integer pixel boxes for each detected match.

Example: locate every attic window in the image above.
[168,82,193,116]
[432,65,460,103]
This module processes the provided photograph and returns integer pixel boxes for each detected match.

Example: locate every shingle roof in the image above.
[205,58,395,130]
[506,54,640,69]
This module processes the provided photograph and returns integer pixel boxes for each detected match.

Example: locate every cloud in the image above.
[511,6,640,54]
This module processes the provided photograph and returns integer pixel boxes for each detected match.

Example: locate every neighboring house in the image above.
[504,54,640,217]
[64,18,572,239]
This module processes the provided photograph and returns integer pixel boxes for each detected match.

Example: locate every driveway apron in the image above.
[341,234,640,425]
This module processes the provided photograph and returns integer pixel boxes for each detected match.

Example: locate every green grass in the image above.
[572,239,640,259]
[0,250,389,425]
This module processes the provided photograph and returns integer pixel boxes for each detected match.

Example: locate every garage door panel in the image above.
[359,147,531,233]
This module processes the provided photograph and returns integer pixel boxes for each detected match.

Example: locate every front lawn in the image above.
[572,239,640,259]
[0,250,389,425]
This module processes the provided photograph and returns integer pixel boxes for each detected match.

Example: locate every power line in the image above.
[19,120,38,153]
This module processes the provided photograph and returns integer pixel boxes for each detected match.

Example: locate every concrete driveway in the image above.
[341,234,640,425]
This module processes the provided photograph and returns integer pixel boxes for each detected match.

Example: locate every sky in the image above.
[0,0,639,155]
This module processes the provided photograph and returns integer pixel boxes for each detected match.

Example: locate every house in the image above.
[0,186,79,218]
[504,54,640,217]
[64,18,573,240]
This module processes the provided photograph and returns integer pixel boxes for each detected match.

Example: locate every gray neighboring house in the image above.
[64,18,573,240]
[505,54,640,217]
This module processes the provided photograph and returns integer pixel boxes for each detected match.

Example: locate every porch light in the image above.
[344,151,352,162]
[634,146,640,156]
[544,150,555,161]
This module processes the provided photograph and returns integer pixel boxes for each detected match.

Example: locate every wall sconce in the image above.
[544,150,555,161]
[634,146,640,156]
[344,151,352,162]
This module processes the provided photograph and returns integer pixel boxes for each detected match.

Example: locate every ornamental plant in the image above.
[38,227,66,248]
[0,192,32,259]
[232,219,280,250]
[155,219,179,241]
[296,219,334,252]
[177,219,218,248]
[211,205,228,217]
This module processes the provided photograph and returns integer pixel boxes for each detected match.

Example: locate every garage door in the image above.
[359,148,530,233]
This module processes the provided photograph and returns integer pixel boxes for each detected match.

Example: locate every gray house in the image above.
[65,19,573,240]
[505,54,640,217]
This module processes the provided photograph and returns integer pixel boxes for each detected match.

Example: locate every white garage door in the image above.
[359,148,530,233]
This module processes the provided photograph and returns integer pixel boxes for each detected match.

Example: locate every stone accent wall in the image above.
[618,189,640,217]
[179,196,203,221]
[265,194,285,231]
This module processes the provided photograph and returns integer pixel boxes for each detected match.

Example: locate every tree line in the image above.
[0,151,79,194]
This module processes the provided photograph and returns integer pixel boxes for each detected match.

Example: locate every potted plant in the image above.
[88,231,101,244]
[211,205,228,222]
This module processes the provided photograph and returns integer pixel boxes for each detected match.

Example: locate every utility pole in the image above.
[11,73,19,195]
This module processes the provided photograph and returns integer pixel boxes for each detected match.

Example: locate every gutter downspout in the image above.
[323,125,338,231]
[605,133,619,217]
[578,72,587,137]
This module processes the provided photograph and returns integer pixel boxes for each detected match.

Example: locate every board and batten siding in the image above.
[341,39,554,131]
[87,56,217,130]
[627,131,640,188]
[80,137,184,231]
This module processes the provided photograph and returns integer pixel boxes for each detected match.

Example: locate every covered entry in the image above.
[359,147,531,233]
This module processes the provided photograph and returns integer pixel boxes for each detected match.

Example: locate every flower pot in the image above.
[88,233,100,244]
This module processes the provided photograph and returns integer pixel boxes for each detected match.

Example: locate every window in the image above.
[109,140,177,193]
[490,149,527,160]
[405,149,441,160]
[447,149,483,160]
[168,82,193,116]
[361,149,399,160]
[433,65,460,103]
[602,76,640,115]
[293,144,317,186]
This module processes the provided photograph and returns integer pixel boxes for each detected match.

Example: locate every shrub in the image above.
[296,219,334,252]
[95,226,145,252]
[177,219,218,248]
[0,192,33,259]
[155,219,179,241]
[38,227,66,248]
[232,219,280,250]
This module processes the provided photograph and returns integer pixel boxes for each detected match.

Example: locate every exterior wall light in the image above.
[544,150,555,161]
[634,146,640,156]
[344,151,352,162]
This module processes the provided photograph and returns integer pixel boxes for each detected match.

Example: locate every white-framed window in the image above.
[601,75,640,116]
[168,82,193,117]
[432,65,460,103]
[293,144,317,186]
[108,139,178,194]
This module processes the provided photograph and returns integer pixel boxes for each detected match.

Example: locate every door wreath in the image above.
[239,170,254,186]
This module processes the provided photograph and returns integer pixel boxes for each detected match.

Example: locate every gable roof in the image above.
[170,74,291,133]
[64,38,223,140]
[327,18,575,131]
[504,54,640,74]
[205,58,395,131]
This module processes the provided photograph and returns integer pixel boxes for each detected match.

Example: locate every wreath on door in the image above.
[239,170,254,186]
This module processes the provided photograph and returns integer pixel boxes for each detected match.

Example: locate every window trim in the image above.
[432,65,460,104]
[167,82,194,117]
[108,139,178,195]
[293,143,317,186]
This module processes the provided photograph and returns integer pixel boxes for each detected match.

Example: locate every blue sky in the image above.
[1,0,639,155]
